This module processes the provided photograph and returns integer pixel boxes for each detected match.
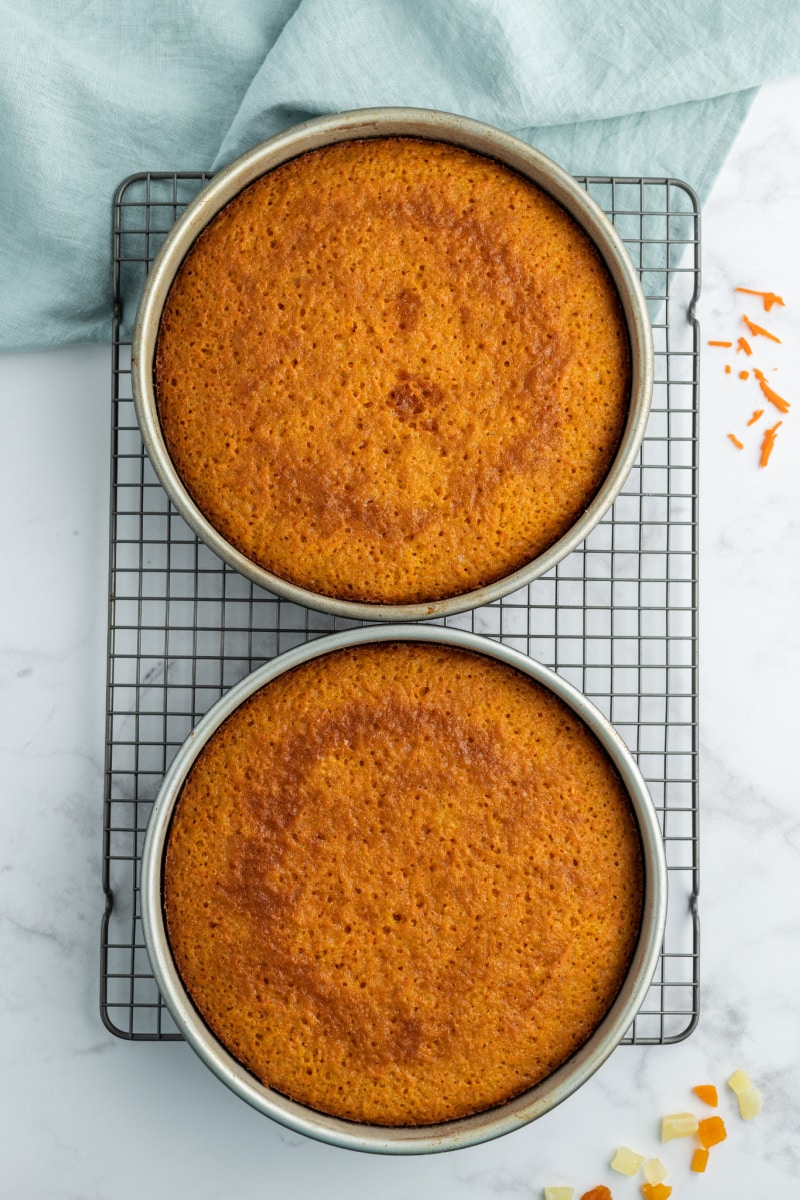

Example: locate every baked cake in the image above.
[155,137,630,604]
[164,642,644,1126]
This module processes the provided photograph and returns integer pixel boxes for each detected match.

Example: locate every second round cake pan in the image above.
[141,624,667,1154]
[132,107,654,622]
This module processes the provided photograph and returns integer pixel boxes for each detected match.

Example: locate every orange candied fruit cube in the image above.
[692,1084,718,1107]
[580,1188,613,1200]
[691,1147,709,1173]
[641,1185,672,1200]
[698,1115,727,1148]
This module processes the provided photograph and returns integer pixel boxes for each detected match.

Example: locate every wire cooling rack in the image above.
[101,171,700,1044]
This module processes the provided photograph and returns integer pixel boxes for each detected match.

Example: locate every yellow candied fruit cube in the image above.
[544,1189,575,1200]
[660,1112,698,1141]
[611,1146,644,1176]
[642,1159,668,1185]
[738,1088,763,1120]
[728,1069,753,1096]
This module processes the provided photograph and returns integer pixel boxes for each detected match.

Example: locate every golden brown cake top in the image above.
[156,137,630,605]
[165,642,644,1126]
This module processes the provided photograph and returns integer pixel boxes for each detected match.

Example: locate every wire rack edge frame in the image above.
[101,168,701,1046]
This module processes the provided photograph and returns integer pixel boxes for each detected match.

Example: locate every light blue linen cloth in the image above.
[1,0,798,351]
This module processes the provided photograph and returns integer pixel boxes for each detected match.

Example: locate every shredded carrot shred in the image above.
[692,1084,719,1107]
[698,1116,727,1149]
[742,314,782,343]
[641,1185,672,1200]
[738,370,750,380]
[760,421,782,467]
[753,368,790,413]
[724,364,732,374]
[747,409,764,426]
[708,339,733,347]
[691,1147,709,1173]
[735,287,785,312]
[728,434,744,449]
[736,336,752,356]
[580,1188,613,1200]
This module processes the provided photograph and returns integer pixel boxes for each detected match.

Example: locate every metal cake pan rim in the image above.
[141,624,668,1154]
[131,106,654,621]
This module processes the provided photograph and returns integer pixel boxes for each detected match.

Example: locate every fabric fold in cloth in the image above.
[1,0,798,352]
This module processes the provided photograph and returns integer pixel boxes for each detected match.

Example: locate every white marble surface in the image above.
[2,76,799,1200]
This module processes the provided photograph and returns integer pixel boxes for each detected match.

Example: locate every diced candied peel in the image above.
[738,1087,763,1120]
[641,1185,672,1200]
[642,1159,668,1185]
[698,1115,727,1148]
[661,1111,699,1141]
[691,1147,709,1174]
[580,1188,613,1200]
[611,1146,644,1176]
[544,1189,575,1200]
[692,1084,718,1107]
[728,1069,754,1096]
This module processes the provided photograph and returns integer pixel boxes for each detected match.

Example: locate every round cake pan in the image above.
[142,625,667,1154]
[132,107,653,622]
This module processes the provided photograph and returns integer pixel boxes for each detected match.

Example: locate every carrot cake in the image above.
[155,137,630,604]
[164,641,644,1125]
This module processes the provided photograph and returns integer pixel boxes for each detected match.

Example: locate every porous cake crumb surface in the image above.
[165,642,644,1125]
[156,137,630,604]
